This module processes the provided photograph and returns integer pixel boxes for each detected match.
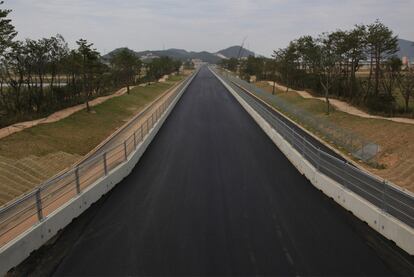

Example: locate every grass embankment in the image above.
[255,81,414,193]
[0,75,185,205]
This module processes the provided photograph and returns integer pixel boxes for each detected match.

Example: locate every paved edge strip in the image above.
[0,70,199,276]
[209,66,414,256]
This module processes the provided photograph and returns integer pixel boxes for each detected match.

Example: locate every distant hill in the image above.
[102,47,139,60]
[397,39,414,59]
[103,46,256,64]
[216,46,255,59]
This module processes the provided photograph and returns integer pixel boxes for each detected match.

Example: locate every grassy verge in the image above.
[0,77,183,159]
[0,75,185,205]
[255,81,414,192]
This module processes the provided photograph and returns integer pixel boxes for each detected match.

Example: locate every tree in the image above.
[295,35,319,73]
[267,58,278,95]
[382,57,401,97]
[268,20,406,115]
[0,1,17,111]
[273,42,299,92]
[63,49,82,96]
[398,68,414,113]
[221,58,238,71]
[316,33,342,115]
[26,38,51,97]
[0,2,188,127]
[146,56,181,82]
[3,41,28,113]
[241,56,265,81]
[76,39,100,112]
[366,20,399,96]
[48,34,69,89]
[342,25,366,99]
[110,48,141,94]
[0,1,17,56]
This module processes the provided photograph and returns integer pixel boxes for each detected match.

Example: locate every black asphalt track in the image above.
[49,66,400,276]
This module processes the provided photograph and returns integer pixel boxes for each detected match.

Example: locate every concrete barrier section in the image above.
[210,67,414,256]
[0,71,198,275]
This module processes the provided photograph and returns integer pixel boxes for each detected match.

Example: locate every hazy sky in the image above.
[5,0,414,56]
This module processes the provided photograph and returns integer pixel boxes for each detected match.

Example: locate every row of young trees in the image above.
[0,3,182,127]
[222,20,414,115]
[146,56,181,83]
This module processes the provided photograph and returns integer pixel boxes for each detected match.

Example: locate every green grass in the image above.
[0,76,184,160]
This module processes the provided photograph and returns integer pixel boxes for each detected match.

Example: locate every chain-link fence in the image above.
[0,72,196,248]
[220,70,379,162]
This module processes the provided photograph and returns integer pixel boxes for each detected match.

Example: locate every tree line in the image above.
[0,2,182,127]
[222,20,414,115]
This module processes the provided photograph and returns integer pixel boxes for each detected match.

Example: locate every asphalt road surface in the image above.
[24,66,408,275]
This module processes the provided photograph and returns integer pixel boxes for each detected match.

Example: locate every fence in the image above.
[212,67,414,229]
[0,72,196,248]
[221,71,379,161]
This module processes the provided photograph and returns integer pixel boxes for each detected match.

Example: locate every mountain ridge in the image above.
[397,38,414,59]
[103,46,256,64]
[103,39,413,64]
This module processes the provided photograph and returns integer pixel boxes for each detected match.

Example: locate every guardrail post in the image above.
[103,152,108,175]
[75,167,81,194]
[35,188,43,221]
[124,141,128,161]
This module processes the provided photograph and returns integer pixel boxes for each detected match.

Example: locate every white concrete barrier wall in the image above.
[210,67,414,256]
[0,71,198,276]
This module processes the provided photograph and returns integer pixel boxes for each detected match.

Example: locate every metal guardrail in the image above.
[222,71,379,161]
[212,67,414,229]
[0,72,196,248]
